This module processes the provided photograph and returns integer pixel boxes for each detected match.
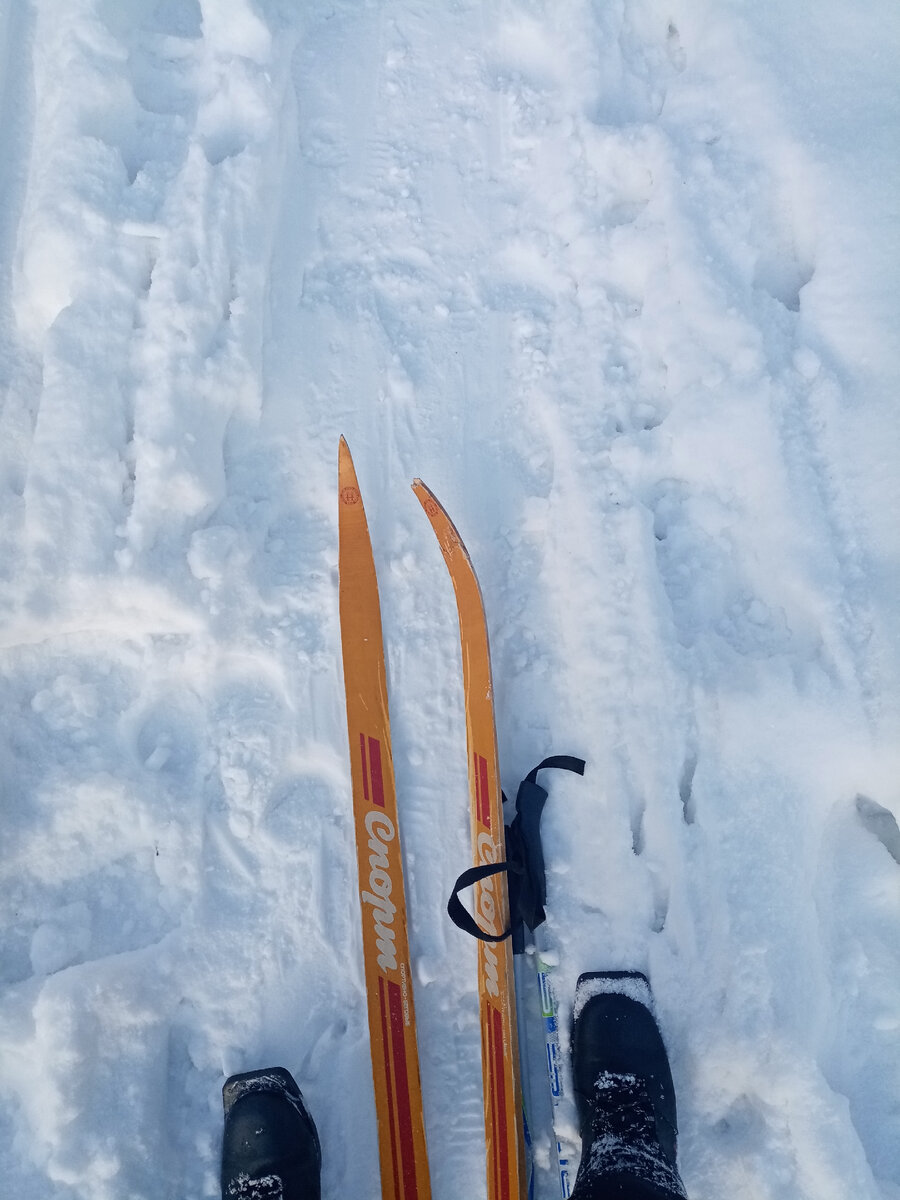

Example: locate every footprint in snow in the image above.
[855,795,900,866]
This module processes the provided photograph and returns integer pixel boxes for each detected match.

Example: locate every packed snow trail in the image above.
[0,2,898,1199]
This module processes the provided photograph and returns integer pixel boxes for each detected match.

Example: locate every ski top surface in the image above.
[338,439,431,1200]
[412,478,527,1200]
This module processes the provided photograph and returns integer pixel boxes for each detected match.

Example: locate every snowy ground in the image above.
[1,2,899,1198]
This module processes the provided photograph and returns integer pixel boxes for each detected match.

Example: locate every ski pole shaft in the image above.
[535,952,572,1198]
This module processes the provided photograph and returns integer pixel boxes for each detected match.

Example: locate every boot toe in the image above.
[221,1068,321,1200]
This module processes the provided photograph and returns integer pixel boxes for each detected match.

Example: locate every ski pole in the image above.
[532,931,577,1199]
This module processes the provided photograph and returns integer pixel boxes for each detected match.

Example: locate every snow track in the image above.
[0,2,898,1199]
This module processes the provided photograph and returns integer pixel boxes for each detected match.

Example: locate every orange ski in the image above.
[412,479,527,1200]
[339,439,431,1200]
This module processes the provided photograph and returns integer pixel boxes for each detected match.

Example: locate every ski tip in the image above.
[411,478,434,512]
[412,479,453,532]
[412,479,477,573]
[338,437,357,480]
[338,439,365,515]
[412,477,442,507]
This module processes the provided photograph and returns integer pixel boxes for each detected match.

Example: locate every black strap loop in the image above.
[525,755,586,785]
[447,755,586,950]
[447,861,520,942]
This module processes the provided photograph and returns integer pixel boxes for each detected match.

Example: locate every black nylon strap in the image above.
[447,861,518,942]
[507,755,585,952]
[525,755,586,785]
[446,755,586,947]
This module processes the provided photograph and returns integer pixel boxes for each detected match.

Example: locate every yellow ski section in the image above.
[339,439,431,1200]
[412,478,527,1200]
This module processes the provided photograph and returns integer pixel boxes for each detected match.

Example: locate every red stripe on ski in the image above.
[389,979,418,1200]
[485,999,498,1198]
[475,753,489,830]
[492,1004,510,1200]
[480,753,494,830]
[474,754,482,827]
[360,734,370,802]
[369,736,386,808]
[378,977,401,1197]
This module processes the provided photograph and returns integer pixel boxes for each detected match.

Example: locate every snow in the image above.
[0,2,898,1198]
[571,972,653,1023]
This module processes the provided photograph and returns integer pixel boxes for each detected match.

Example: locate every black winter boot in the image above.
[221,1067,321,1200]
[570,973,687,1200]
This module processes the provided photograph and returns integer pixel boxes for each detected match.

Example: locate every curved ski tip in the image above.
[412,477,435,500]
[338,439,361,497]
